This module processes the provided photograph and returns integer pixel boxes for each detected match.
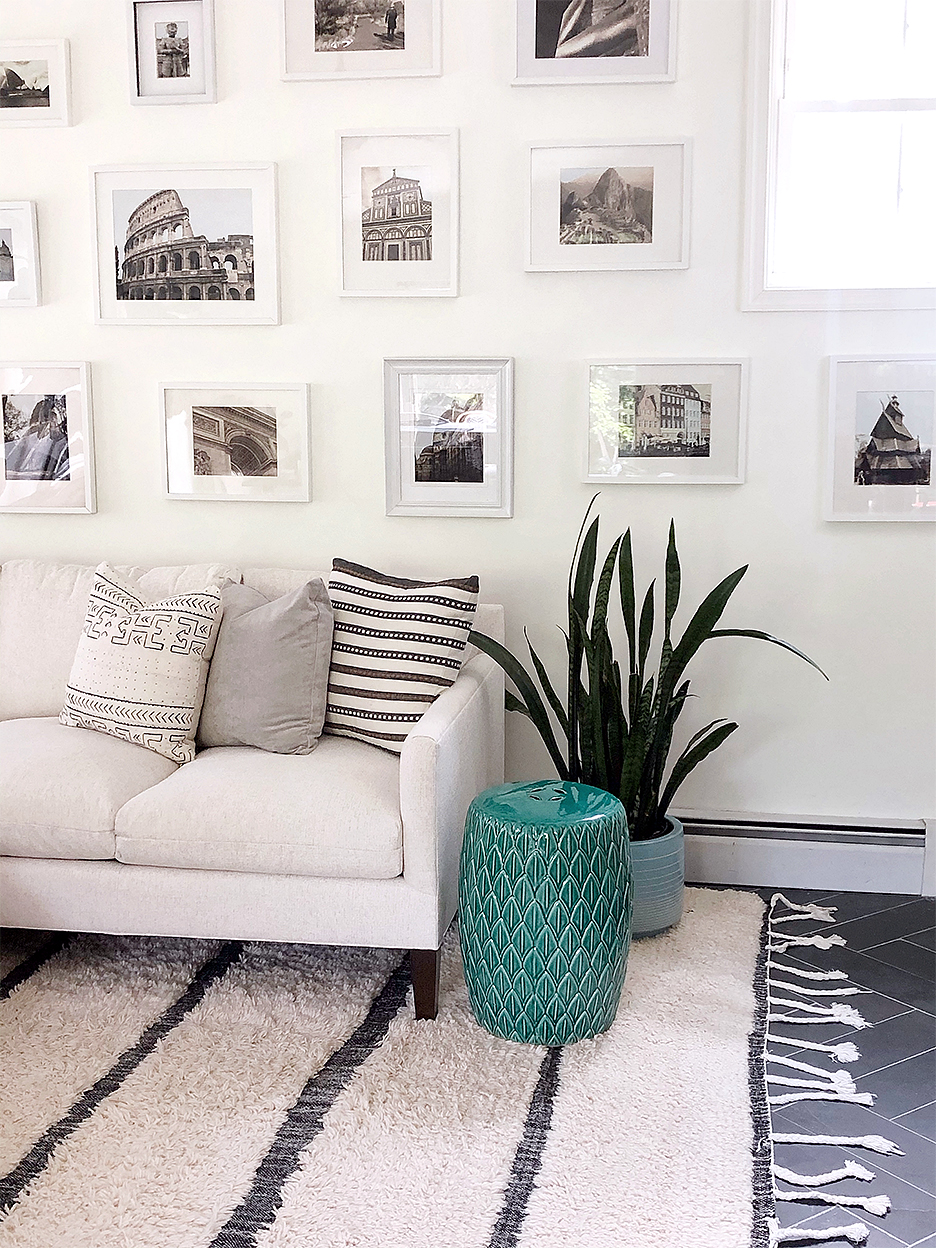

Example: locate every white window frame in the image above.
[743,0,936,312]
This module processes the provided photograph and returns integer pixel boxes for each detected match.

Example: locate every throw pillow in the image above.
[324,557,479,753]
[59,563,223,763]
[197,579,334,753]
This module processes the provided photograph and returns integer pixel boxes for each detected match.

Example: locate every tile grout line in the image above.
[860,1101,936,1148]
[855,1044,936,1089]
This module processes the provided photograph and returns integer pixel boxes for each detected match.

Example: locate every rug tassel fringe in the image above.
[774,1162,875,1186]
[770,895,839,923]
[769,978,867,997]
[767,1053,857,1082]
[770,1220,870,1245]
[776,1189,891,1217]
[770,933,847,952]
[772,1132,903,1156]
[768,1074,857,1093]
[769,961,849,982]
[770,1090,874,1107]
[770,998,869,1027]
[766,1035,861,1062]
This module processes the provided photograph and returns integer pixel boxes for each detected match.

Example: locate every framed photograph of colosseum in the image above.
[585,360,747,485]
[384,358,513,516]
[0,40,71,127]
[282,0,440,81]
[339,130,458,297]
[1,362,95,513]
[91,164,279,325]
[161,383,310,501]
[0,202,41,307]
[127,0,216,105]
[826,356,936,522]
[515,0,675,85]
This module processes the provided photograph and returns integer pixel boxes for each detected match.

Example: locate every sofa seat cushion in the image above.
[114,735,403,879]
[0,717,179,860]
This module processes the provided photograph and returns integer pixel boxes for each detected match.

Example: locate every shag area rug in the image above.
[1,888,768,1247]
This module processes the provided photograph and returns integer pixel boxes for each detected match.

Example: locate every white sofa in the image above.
[0,559,505,1017]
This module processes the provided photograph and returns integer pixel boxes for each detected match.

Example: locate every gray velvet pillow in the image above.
[197,579,334,754]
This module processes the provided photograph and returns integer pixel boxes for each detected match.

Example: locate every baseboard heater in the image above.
[672,810,926,849]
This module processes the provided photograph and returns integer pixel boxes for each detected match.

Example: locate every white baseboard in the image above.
[923,820,936,897]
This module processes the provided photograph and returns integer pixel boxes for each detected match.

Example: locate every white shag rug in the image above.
[0,887,766,1248]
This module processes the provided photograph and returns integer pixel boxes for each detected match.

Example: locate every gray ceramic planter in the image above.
[629,816,684,937]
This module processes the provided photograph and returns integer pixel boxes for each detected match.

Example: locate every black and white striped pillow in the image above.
[324,558,479,753]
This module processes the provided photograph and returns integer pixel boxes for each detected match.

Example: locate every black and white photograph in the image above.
[0,363,94,512]
[314,1,404,52]
[617,384,710,457]
[129,1,214,103]
[3,393,69,481]
[361,166,432,261]
[0,60,50,109]
[284,0,437,79]
[560,166,652,245]
[0,42,70,126]
[535,0,648,60]
[192,405,278,477]
[516,0,673,83]
[854,392,932,487]
[155,21,189,76]
[0,202,41,306]
[0,230,14,281]
[413,392,484,482]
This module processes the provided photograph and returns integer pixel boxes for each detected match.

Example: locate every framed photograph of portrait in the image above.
[384,358,513,516]
[585,360,747,484]
[161,383,310,502]
[527,139,689,271]
[283,0,440,80]
[515,0,675,85]
[0,202,40,307]
[1,363,95,512]
[826,357,936,522]
[92,164,279,325]
[128,0,216,104]
[0,40,70,127]
[340,130,458,297]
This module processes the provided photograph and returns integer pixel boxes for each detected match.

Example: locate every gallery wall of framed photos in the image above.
[0,0,933,824]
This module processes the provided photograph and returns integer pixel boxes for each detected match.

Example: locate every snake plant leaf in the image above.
[618,529,637,667]
[525,630,570,735]
[664,520,681,642]
[708,629,830,679]
[658,719,739,815]
[505,690,531,718]
[637,580,655,675]
[668,566,748,687]
[593,536,622,636]
[571,514,600,629]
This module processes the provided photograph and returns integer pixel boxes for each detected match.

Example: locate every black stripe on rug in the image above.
[0,939,243,1218]
[487,1045,564,1248]
[0,933,73,1000]
[209,957,411,1248]
[749,901,774,1248]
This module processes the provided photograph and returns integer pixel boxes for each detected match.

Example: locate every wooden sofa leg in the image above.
[410,948,441,1020]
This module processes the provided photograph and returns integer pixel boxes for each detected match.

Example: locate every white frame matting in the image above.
[127,0,216,105]
[0,39,70,127]
[282,0,440,81]
[0,202,40,306]
[514,0,675,85]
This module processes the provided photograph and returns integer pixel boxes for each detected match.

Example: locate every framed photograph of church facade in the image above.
[339,130,458,297]
[827,357,936,522]
[0,40,71,127]
[1,362,95,513]
[91,164,279,325]
[127,0,216,105]
[384,357,513,516]
[282,0,440,81]
[0,202,40,307]
[515,0,675,85]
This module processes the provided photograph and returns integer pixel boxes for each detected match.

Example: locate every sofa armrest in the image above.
[398,652,505,928]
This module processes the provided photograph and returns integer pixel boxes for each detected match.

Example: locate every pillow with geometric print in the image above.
[60,563,223,764]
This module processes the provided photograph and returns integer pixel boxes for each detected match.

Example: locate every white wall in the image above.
[2,0,934,822]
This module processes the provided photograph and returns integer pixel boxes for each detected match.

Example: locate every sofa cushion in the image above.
[114,735,403,879]
[0,717,178,860]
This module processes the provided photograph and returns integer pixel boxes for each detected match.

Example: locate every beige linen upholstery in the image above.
[0,717,178,860]
[115,735,403,879]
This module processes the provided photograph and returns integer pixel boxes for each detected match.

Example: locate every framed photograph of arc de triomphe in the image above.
[92,165,279,325]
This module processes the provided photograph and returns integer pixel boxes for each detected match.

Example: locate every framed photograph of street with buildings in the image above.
[340,130,458,297]
[515,0,675,85]
[384,357,513,516]
[527,140,689,271]
[585,360,747,484]
[0,202,40,307]
[827,357,936,522]
[283,0,440,81]
[92,165,279,325]
[0,40,70,127]
[128,0,216,105]
[1,362,95,512]
[161,383,310,502]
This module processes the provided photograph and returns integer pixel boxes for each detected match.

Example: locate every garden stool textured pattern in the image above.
[458,780,632,1045]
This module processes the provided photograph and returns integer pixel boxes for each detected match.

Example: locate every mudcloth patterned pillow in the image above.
[324,558,479,753]
[60,563,223,763]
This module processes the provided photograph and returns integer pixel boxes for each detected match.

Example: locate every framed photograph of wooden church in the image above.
[827,356,936,521]
[339,130,458,297]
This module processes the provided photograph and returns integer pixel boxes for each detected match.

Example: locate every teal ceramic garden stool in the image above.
[458,780,632,1045]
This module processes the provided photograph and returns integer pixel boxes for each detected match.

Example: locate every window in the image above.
[746,0,936,309]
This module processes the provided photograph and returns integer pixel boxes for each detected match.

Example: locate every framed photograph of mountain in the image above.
[515,0,675,85]
[585,360,747,485]
[161,383,310,501]
[1,362,95,512]
[128,0,216,105]
[91,165,279,325]
[283,0,440,81]
[0,202,40,307]
[340,130,458,297]
[384,358,513,516]
[527,140,689,271]
[0,40,70,127]
[827,357,936,522]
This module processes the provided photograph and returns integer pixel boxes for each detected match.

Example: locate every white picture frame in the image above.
[128,0,216,105]
[0,202,40,306]
[340,130,459,297]
[515,0,675,85]
[384,357,514,517]
[92,164,279,325]
[527,139,690,271]
[161,383,310,502]
[1,362,95,513]
[585,360,747,485]
[0,40,70,127]
[826,356,936,522]
[282,0,440,81]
